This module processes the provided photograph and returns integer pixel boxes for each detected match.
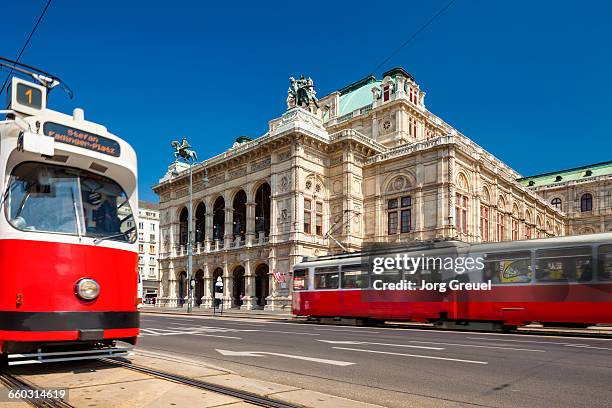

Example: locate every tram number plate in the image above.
[16,82,43,110]
[78,329,104,341]
[43,122,121,157]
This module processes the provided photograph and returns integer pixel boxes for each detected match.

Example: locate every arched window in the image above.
[524,209,532,240]
[480,205,489,241]
[536,215,543,238]
[455,193,468,234]
[551,197,562,209]
[496,212,505,241]
[212,196,225,241]
[581,193,593,212]
[480,186,490,242]
[232,190,247,240]
[255,183,271,237]
[496,196,506,242]
[195,203,206,243]
[178,208,188,245]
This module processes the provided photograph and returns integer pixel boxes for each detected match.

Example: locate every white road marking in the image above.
[189,333,243,339]
[319,339,544,352]
[318,340,444,350]
[332,347,488,364]
[159,326,320,336]
[468,337,582,346]
[215,349,355,366]
[140,328,162,335]
[564,344,612,351]
[140,327,242,339]
[313,328,384,334]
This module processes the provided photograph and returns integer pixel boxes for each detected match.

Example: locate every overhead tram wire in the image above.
[0,0,53,98]
[370,0,457,75]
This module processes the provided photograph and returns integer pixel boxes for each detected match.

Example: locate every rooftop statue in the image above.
[287,75,319,113]
[171,137,198,162]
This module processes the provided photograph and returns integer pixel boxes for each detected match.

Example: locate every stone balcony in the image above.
[160,233,271,259]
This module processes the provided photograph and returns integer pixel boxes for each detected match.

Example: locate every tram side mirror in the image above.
[18,131,55,157]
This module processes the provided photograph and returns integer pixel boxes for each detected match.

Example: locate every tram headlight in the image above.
[76,278,100,301]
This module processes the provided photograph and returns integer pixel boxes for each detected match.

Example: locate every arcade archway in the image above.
[177,271,187,306]
[255,264,269,308]
[194,269,204,306]
[232,266,245,307]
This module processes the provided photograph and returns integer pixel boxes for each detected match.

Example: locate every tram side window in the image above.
[314,266,339,289]
[483,251,532,283]
[293,269,308,291]
[597,245,612,281]
[341,264,369,289]
[535,247,592,282]
[416,268,442,284]
[372,269,402,285]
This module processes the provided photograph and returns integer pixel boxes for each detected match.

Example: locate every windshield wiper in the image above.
[93,226,136,245]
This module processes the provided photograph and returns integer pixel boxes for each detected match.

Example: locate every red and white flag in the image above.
[272,271,286,283]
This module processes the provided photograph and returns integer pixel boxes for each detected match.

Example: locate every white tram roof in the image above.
[4,109,137,176]
[1,77,136,179]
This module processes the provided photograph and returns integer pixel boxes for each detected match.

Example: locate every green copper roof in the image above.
[518,160,612,187]
[338,78,381,117]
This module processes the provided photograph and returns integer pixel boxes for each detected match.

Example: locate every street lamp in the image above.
[171,137,197,313]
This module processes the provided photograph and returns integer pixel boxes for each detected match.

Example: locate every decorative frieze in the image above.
[251,157,271,172]
[229,166,247,179]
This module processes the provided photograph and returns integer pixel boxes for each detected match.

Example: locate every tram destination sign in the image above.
[43,122,120,157]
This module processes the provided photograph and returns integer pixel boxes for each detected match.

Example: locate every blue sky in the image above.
[1,1,611,202]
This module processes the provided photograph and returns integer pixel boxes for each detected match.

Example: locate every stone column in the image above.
[167,275,178,307]
[474,164,482,242]
[264,256,288,310]
[246,201,256,246]
[223,264,234,309]
[436,152,445,236]
[205,211,214,251]
[224,208,233,249]
[201,264,213,308]
[447,149,456,238]
[415,186,423,241]
[241,260,257,310]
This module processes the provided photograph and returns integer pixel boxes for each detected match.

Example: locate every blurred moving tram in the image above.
[0,59,139,365]
[292,233,612,330]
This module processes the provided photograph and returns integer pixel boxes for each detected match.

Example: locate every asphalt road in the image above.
[138,313,612,408]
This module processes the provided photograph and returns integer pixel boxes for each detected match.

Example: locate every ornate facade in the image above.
[519,161,612,235]
[153,67,565,310]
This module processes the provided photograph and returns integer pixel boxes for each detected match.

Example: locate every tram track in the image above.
[0,370,74,408]
[99,357,303,408]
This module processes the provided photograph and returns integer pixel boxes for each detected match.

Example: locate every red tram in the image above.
[292,233,612,329]
[0,60,139,365]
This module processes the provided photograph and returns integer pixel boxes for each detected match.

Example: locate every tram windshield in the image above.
[3,162,136,242]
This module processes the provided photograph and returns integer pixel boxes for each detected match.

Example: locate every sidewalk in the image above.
[140,305,293,320]
[129,350,385,408]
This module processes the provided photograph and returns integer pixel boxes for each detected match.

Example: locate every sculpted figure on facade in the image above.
[287,75,319,112]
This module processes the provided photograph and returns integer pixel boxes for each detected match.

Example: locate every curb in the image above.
[140,309,293,321]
